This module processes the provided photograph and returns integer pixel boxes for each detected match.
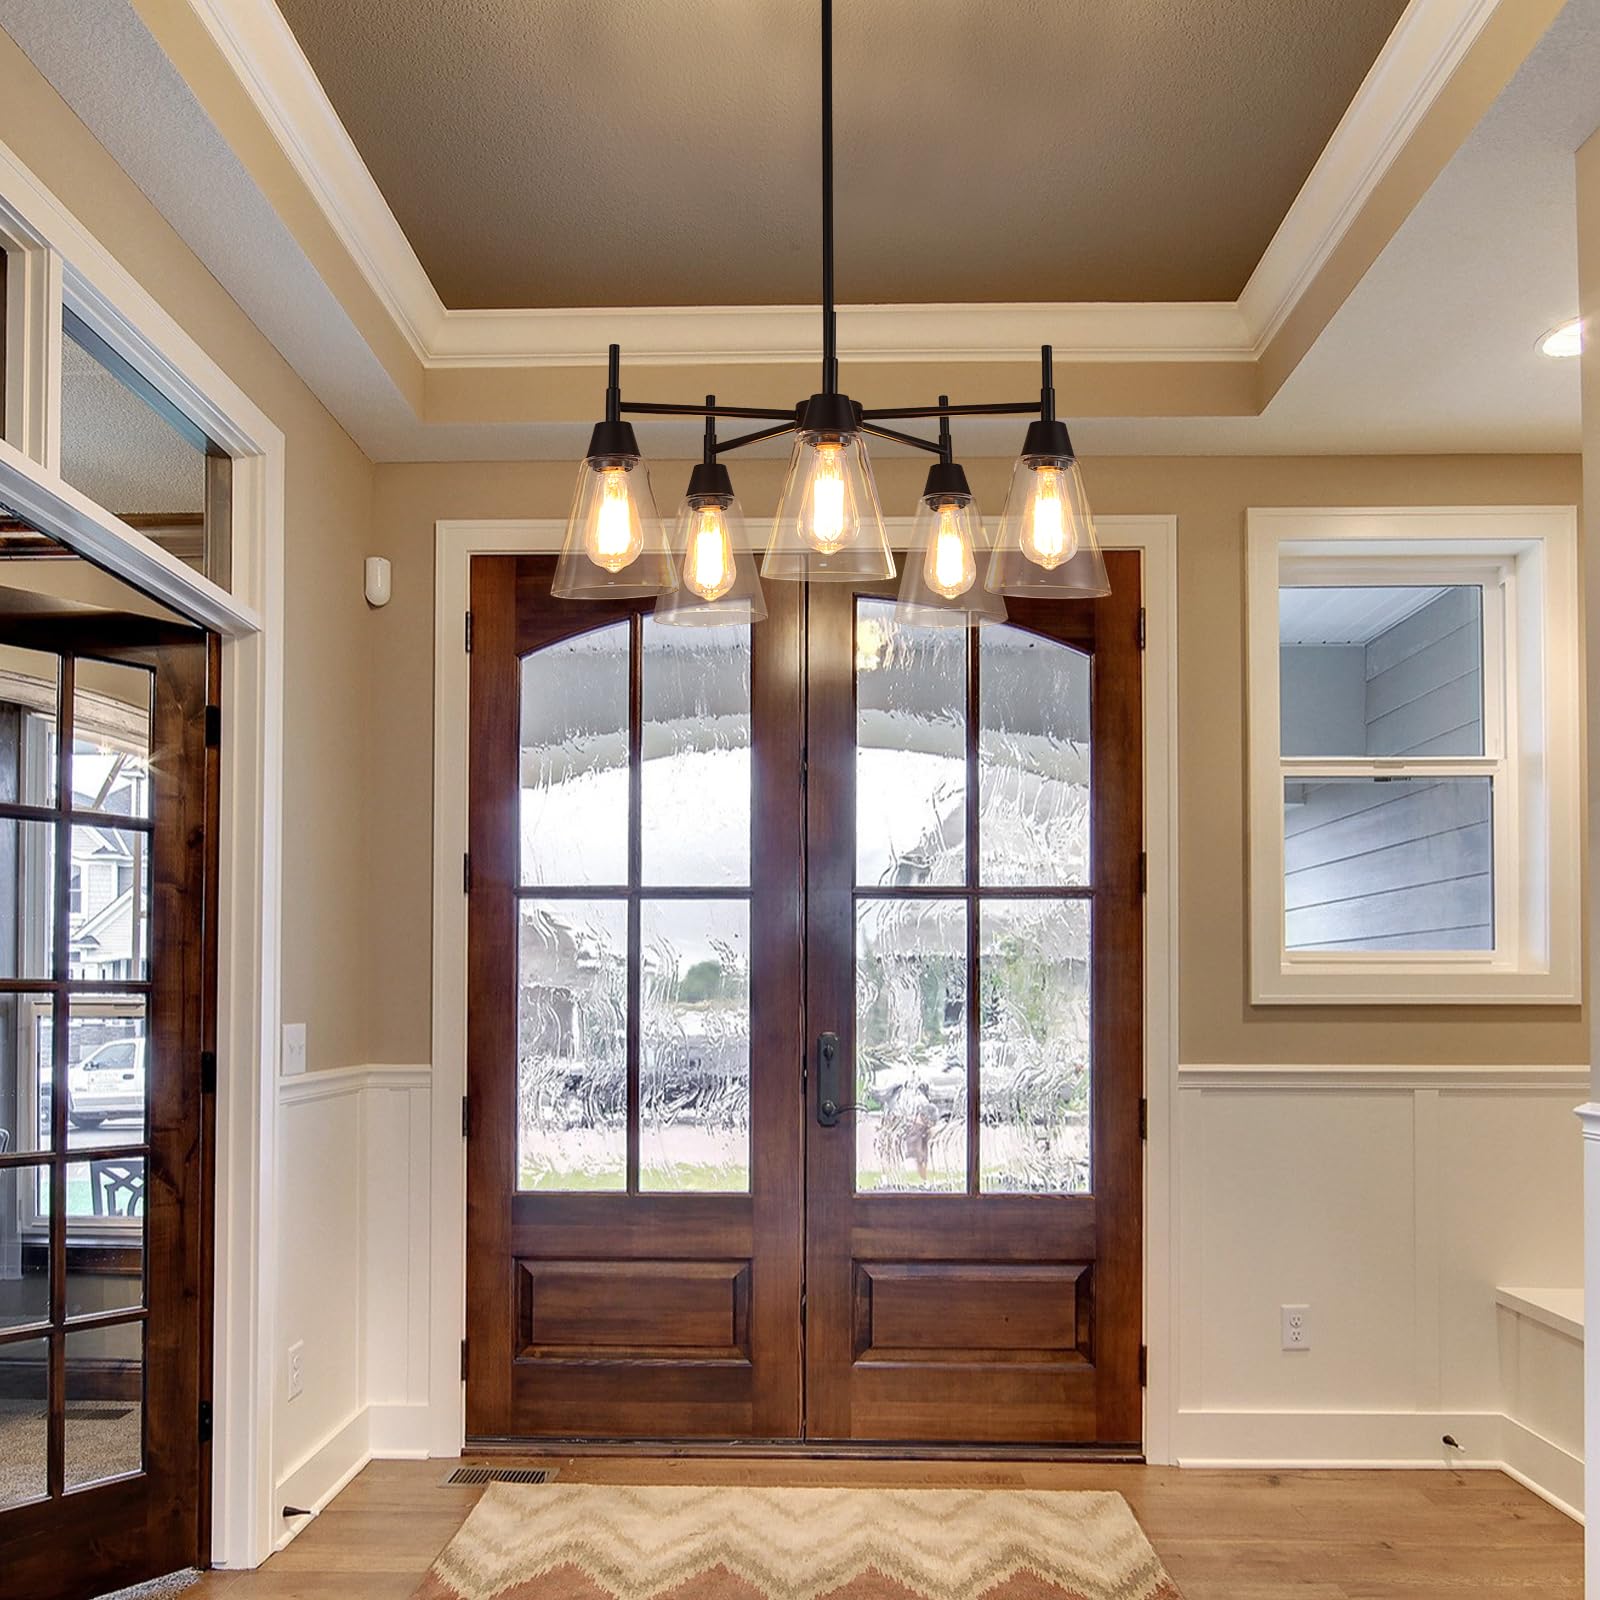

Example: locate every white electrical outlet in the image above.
[282,1022,308,1077]
[1281,1304,1311,1350]
[287,1339,305,1401]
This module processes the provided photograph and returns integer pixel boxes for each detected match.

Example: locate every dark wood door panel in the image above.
[466,557,804,1442]
[854,1262,1089,1361]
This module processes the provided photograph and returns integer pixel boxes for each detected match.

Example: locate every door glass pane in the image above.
[60,311,226,586]
[979,899,1092,1194]
[856,599,966,888]
[979,626,1091,886]
[640,898,749,1192]
[0,645,59,805]
[0,1163,49,1330]
[63,1005,146,1151]
[1279,585,1484,757]
[641,619,750,886]
[854,897,966,1193]
[517,898,627,1190]
[0,1334,48,1507]
[67,827,149,985]
[64,1321,143,1489]
[520,623,630,887]
[0,819,55,980]
[70,662,153,819]
[0,994,50,1155]
[1285,777,1493,951]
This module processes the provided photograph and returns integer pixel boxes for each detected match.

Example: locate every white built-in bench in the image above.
[1495,1286,1583,1517]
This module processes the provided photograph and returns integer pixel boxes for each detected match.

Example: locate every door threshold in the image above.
[465,1438,1144,1463]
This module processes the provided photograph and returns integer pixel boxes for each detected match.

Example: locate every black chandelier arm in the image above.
[620,400,797,421]
[820,0,837,395]
[715,421,800,454]
[860,400,1041,421]
[858,420,942,455]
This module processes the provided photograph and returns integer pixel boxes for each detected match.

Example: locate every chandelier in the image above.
[554,0,1110,627]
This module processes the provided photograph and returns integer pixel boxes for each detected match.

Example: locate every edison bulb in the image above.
[804,441,849,553]
[586,465,644,572]
[1020,463,1076,570]
[922,502,977,599]
[684,501,735,602]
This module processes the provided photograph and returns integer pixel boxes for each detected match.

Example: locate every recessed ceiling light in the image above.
[1539,318,1583,358]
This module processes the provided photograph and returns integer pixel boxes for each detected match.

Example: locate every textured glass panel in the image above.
[0,1164,49,1330]
[65,1321,143,1489]
[520,623,630,886]
[854,897,966,1192]
[67,825,149,985]
[641,619,750,886]
[979,899,1091,1194]
[856,598,966,888]
[1284,777,1493,951]
[64,1004,146,1150]
[67,1165,143,1318]
[640,898,749,1192]
[0,819,54,981]
[0,1335,48,1507]
[1279,585,1483,758]
[71,660,153,819]
[517,899,627,1190]
[979,625,1090,886]
[0,644,59,806]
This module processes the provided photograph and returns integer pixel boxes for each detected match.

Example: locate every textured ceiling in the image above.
[274,0,1408,310]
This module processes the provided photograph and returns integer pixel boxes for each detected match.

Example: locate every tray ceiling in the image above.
[273,0,1408,310]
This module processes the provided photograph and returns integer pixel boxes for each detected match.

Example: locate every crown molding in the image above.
[175,0,1518,377]
[1237,0,1502,355]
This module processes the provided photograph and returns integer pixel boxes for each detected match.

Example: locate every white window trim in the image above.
[1246,506,1581,1006]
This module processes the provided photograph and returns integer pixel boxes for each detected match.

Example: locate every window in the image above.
[1247,508,1580,1005]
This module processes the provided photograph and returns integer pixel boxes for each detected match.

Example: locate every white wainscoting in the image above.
[274,1066,431,1549]
[1175,1064,1586,1519]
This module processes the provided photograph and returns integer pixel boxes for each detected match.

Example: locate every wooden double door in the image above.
[465,552,1143,1448]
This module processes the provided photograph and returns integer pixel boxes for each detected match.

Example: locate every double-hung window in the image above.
[1247,507,1580,1005]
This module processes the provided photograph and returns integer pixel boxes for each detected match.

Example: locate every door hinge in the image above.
[461,1095,470,1138]
[460,1338,469,1380]
[462,851,471,893]
[1138,1346,1148,1388]
[1138,1098,1148,1141]
[464,610,474,652]
[1137,606,1146,651]
[199,1050,217,1094]
[1137,850,1147,895]
[198,1399,213,1443]
[204,704,221,748]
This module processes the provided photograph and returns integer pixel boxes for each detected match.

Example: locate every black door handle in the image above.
[817,1031,850,1127]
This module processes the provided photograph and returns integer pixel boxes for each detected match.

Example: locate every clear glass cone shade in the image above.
[654,495,768,627]
[896,494,1007,628]
[763,431,895,582]
[552,454,676,598]
[985,454,1109,597]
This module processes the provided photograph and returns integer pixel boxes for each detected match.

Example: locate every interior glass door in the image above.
[0,600,213,1599]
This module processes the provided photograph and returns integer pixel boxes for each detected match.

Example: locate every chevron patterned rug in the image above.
[413,1483,1182,1600]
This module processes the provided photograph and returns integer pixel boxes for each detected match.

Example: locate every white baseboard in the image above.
[1176,1408,1581,1522]
[273,1408,372,1549]
[368,1400,435,1457]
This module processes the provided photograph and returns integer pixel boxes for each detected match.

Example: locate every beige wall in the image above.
[1581,132,1600,1101]
[0,32,376,1072]
[368,450,1587,1069]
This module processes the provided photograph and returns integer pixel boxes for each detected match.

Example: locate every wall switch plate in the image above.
[286,1339,305,1401]
[281,1022,307,1077]
[1281,1304,1311,1350]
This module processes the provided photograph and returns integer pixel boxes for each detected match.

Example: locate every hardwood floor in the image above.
[191,1457,1582,1600]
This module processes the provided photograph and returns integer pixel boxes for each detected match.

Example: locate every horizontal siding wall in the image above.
[1285,590,1488,951]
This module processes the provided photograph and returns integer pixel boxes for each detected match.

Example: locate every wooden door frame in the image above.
[431,515,1178,1462]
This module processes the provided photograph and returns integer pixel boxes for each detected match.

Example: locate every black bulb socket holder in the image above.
[685,460,735,503]
[1020,417,1075,462]
[921,459,973,504]
[798,391,863,439]
[585,418,643,463]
